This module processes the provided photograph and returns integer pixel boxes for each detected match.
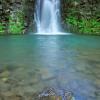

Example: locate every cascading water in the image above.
[34,0,64,34]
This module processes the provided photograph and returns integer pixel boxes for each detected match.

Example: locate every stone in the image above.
[15,0,22,3]
[40,69,54,80]
[0,70,10,78]
[4,94,24,100]
[1,91,14,97]
[11,0,16,3]
[5,65,18,71]
[0,5,2,10]
[72,1,79,7]
[2,77,8,82]
[0,91,24,100]
[40,96,62,100]
[38,88,74,100]
[0,67,3,73]
[30,93,39,100]
[0,93,4,100]
[65,91,74,100]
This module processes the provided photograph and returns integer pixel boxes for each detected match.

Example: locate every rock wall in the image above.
[0,0,35,34]
[0,0,100,35]
[61,0,100,21]
[61,0,100,34]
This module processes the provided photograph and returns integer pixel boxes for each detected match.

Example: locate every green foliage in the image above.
[9,21,24,34]
[0,23,5,34]
[66,16,100,35]
[8,11,25,34]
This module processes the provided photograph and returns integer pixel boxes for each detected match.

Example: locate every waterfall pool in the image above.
[0,34,100,100]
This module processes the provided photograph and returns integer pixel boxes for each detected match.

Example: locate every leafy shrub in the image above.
[8,11,25,34]
[9,21,24,34]
[0,23,5,34]
[66,16,100,35]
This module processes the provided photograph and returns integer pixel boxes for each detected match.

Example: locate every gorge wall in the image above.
[0,0,35,34]
[0,0,100,35]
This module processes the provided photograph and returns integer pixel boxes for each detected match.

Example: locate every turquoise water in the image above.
[0,35,100,100]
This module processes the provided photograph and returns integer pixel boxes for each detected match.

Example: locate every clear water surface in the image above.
[0,34,100,100]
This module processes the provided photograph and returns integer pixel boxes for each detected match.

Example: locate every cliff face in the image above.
[61,0,100,35]
[0,0,100,35]
[61,0,100,21]
[0,0,35,34]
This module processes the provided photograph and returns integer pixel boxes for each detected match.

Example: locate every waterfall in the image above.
[34,0,64,34]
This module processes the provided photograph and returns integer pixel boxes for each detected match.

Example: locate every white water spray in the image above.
[35,0,65,34]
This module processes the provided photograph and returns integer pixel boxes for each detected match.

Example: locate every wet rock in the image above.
[39,96,62,100]
[87,59,100,66]
[40,69,54,81]
[0,67,4,73]
[5,78,18,86]
[0,87,75,100]
[1,77,8,82]
[32,88,57,100]
[5,65,18,71]
[0,91,24,100]
[29,93,39,100]
[0,5,2,10]
[0,70,10,78]
[64,91,74,100]
[1,91,14,97]
[0,0,36,34]
[0,94,4,100]
[39,88,74,100]
[4,94,24,100]
[95,79,100,87]
[39,88,56,97]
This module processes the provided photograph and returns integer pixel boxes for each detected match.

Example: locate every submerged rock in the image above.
[0,70,10,78]
[1,77,8,82]
[0,87,75,100]
[64,91,75,100]
[0,92,24,100]
[4,94,23,100]
[39,96,62,100]
[0,91,24,100]
[38,88,74,100]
